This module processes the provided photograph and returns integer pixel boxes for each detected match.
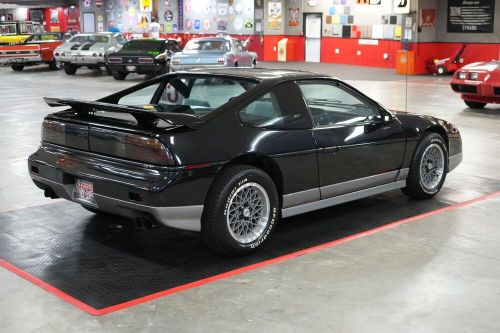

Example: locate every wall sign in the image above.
[420,8,436,27]
[393,0,410,14]
[447,0,495,33]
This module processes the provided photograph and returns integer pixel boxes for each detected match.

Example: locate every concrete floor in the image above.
[0,62,499,332]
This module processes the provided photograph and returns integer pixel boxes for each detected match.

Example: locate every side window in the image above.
[298,81,379,128]
[234,41,243,52]
[118,83,160,106]
[238,92,282,128]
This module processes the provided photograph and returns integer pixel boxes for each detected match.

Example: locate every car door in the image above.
[296,79,406,199]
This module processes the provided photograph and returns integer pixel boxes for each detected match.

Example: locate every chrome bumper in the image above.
[0,56,42,64]
[31,173,203,232]
[55,53,105,65]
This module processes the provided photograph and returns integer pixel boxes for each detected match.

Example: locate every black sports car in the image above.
[28,69,462,255]
[106,38,181,80]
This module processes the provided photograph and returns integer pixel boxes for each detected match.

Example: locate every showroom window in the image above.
[298,81,379,128]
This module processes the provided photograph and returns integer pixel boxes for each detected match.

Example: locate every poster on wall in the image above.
[50,9,59,24]
[447,0,495,33]
[140,0,152,12]
[288,8,300,26]
[420,8,436,27]
[267,1,282,30]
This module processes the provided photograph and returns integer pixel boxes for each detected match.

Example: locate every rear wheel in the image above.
[234,61,238,67]
[48,58,59,70]
[252,59,256,67]
[402,133,447,199]
[63,63,77,75]
[464,100,486,109]
[436,66,446,75]
[11,64,24,71]
[202,165,279,256]
[112,70,127,80]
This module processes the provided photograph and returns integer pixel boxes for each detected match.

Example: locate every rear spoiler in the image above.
[44,97,204,129]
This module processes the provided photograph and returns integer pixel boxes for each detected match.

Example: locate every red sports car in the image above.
[450,61,500,108]
[0,33,64,71]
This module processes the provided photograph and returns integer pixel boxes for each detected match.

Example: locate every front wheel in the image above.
[112,70,127,80]
[464,100,486,109]
[11,64,24,71]
[202,166,279,256]
[402,133,448,199]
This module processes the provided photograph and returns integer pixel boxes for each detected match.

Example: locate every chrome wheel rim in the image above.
[420,143,445,190]
[227,182,270,244]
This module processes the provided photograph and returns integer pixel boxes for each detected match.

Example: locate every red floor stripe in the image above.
[1,190,499,316]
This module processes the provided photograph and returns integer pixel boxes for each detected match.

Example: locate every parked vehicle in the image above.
[54,32,127,75]
[428,44,467,75]
[450,60,500,108]
[106,38,181,80]
[0,33,64,71]
[29,69,462,255]
[0,21,43,45]
[170,36,257,71]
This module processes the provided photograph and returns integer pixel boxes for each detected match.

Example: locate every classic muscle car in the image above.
[54,32,127,75]
[0,21,43,45]
[106,38,181,80]
[28,69,462,255]
[170,36,257,71]
[0,33,64,71]
[450,61,500,108]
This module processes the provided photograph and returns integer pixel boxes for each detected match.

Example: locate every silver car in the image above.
[54,32,127,75]
[170,36,257,71]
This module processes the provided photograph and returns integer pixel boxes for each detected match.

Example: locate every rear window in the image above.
[27,34,61,42]
[69,35,109,43]
[121,40,164,55]
[117,75,257,117]
[184,40,230,52]
[0,24,16,35]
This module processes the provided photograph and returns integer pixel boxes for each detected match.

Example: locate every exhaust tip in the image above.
[44,188,59,199]
[134,214,160,230]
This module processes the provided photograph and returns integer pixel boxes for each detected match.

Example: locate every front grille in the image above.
[451,84,477,94]
[494,87,500,95]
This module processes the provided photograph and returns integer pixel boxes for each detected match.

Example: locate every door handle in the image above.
[321,146,339,154]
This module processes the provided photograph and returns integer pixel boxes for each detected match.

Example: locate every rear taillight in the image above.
[108,57,122,63]
[139,57,153,64]
[172,58,180,65]
[217,57,225,64]
[89,127,174,165]
[41,120,89,151]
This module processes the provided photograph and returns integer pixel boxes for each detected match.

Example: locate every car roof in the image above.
[175,67,331,82]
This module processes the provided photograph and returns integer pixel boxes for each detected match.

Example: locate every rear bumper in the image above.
[28,144,220,231]
[55,52,105,65]
[0,55,42,65]
[107,63,164,73]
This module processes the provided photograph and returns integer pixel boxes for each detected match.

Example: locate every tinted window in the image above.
[0,24,16,35]
[298,81,379,127]
[115,34,128,45]
[69,35,109,43]
[238,92,282,127]
[157,76,255,116]
[120,40,164,55]
[117,83,160,106]
[184,40,230,52]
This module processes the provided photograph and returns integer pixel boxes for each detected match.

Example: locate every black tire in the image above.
[202,165,280,256]
[63,63,77,75]
[252,59,256,67]
[11,64,24,71]
[464,100,486,109]
[48,58,59,70]
[402,133,448,200]
[105,65,112,75]
[234,61,238,67]
[112,70,127,80]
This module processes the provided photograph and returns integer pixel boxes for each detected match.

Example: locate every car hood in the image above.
[460,61,499,72]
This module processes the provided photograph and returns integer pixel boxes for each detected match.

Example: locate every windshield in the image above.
[0,24,16,35]
[27,33,61,42]
[117,75,257,117]
[120,40,164,55]
[184,40,230,52]
[69,35,109,43]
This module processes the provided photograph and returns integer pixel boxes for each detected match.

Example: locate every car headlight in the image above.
[458,72,467,80]
[469,72,479,80]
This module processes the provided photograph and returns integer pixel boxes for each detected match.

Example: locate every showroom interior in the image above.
[0,0,499,332]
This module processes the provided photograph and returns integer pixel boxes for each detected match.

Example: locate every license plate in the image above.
[14,58,24,63]
[74,56,84,62]
[126,65,136,72]
[73,179,96,206]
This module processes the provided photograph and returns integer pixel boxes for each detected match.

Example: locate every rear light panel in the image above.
[89,127,174,166]
[108,57,122,64]
[41,120,89,151]
[139,57,154,64]
[217,57,225,64]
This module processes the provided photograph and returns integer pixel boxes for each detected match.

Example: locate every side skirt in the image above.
[281,180,406,218]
